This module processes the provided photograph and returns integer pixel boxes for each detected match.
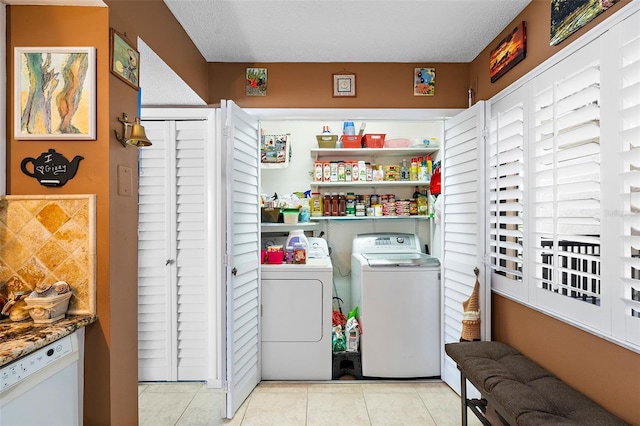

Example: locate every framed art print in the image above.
[414,68,436,96]
[489,21,527,83]
[333,73,356,97]
[110,28,140,90]
[14,46,96,140]
[246,68,267,96]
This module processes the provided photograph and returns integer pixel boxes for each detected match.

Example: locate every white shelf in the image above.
[310,216,431,221]
[261,222,322,233]
[311,180,430,188]
[310,147,439,159]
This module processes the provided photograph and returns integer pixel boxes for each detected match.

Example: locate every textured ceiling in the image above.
[164,0,532,63]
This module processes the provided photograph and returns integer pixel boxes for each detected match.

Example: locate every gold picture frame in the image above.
[332,73,356,97]
[110,28,139,90]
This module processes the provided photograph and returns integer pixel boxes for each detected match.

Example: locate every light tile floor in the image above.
[139,380,483,426]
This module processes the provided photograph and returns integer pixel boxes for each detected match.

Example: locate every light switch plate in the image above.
[117,165,132,196]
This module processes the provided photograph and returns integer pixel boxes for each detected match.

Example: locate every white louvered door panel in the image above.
[138,119,209,382]
[488,88,527,301]
[138,121,176,381]
[616,10,640,346]
[174,121,208,380]
[223,101,261,419]
[441,102,487,393]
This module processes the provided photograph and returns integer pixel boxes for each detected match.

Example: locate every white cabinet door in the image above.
[441,101,489,393]
[138,117,210,382]
[221,100,261,418]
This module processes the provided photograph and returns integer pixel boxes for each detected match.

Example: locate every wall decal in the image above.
[20,149,84,187]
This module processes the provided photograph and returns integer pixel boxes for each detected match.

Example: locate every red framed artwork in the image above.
[489,21,527,83]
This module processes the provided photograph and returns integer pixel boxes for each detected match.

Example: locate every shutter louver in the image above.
[619,22,640,345]
[532,56,602,306]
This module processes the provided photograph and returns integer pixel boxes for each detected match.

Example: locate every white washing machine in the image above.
[260,238,333,380]
[351,233,440,378]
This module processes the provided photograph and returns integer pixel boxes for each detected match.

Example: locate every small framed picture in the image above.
[246,68,267,96]
[414,68,436,96]
[110,28,139,90]
[333,73,356,97]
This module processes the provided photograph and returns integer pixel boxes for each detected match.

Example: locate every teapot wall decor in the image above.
[21,149,84,187]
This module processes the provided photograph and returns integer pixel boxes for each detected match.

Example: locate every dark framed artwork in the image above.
[332,73,356,97]
[110,28,139,90]
[489,21,527,83]
[550,0,619,46]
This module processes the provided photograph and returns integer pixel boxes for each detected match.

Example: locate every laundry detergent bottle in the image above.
[286,229,309,251]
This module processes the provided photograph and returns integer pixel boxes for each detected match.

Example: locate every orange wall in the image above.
[493,294,640,424]
[209,62,470,108]
[6,5,139,425]
[470,0,632,101]
[105,0,209,103]
[474,1,640,423]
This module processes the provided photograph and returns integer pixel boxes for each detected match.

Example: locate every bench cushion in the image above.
[445,341,628,426]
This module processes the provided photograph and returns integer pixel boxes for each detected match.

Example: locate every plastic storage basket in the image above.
[316,135,337,148]
[363,134,386,148]
[24,291,72,324]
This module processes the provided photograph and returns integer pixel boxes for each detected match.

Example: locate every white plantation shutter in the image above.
[441,102,487,393]
[531,41,603,327]
[618,10,640,346]
[488,89,525,299]
[138,118,209,381]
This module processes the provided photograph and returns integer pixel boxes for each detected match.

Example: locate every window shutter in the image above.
[488,91,525,297]
[531,43,603,324]
[619,12,640,346]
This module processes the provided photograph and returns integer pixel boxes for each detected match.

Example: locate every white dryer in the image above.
[260,238,333,380]
[351,233,440,378]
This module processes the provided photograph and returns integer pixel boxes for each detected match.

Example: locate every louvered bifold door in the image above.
[174,120,208,380]
[138,121,176,381]
[617,9,640,346]
[488,88,526,301]
[223,100,261,419]
[138,119,209,382]
[441,101,487,393]
[530,40,604,328]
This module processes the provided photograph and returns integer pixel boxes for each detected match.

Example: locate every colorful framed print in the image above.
[14,46,96,140]
[246,68,267,96]
[490,21,527,83]
[333,73,356,97]
[414,68,436,96]
[550,0,619,46]
[110,28,140,90]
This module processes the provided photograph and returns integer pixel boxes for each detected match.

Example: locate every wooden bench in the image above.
[445,341,629,426]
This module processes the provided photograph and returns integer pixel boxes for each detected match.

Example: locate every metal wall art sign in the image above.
[20,149,84,187]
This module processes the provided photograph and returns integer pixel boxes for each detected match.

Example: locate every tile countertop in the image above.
[0,314,97,367]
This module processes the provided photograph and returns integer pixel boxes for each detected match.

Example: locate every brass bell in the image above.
[127,119,152,147]
[115,113,152,147]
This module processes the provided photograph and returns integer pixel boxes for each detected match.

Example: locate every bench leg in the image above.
[460,371,468,426]
[459,369,491,426]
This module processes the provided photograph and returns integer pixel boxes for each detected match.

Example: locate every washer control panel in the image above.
[0,334,74,392]
[352,233,421,254]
